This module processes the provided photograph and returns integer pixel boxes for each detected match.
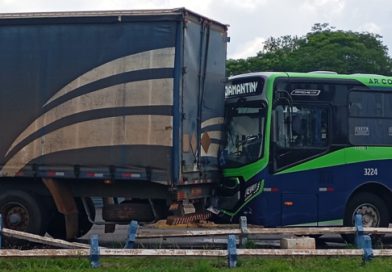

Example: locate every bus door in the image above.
[272,103,330,226]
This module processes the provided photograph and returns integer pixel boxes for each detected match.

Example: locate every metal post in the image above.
[90,234,100,268]
[354,213,364,248]
[125,220,139,249]
[239,216,248,247]
[227,235,237,268]
[354,214,373,262]
[362,235,374,262]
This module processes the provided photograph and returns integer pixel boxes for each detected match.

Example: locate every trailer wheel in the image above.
[47,197,95,240]
[0,190,48,235]
[343,192,389,243]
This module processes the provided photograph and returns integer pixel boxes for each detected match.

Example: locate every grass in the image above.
[1,257,392,272]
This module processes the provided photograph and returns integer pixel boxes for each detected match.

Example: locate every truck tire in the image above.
[343,192,389,243]
[47,197,95,240]
[0,190,48,235]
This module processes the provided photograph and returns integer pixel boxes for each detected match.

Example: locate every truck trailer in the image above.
[0,8,227,240]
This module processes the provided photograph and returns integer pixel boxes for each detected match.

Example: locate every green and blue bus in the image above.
[217,72,392,229]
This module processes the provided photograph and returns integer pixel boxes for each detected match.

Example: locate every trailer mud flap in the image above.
[43,178,79,240]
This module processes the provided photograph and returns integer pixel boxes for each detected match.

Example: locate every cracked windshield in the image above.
[222,103,266,167]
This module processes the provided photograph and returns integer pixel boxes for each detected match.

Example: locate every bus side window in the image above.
[349,91,392,145]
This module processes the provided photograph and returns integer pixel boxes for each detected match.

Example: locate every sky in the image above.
[1,0,392,59]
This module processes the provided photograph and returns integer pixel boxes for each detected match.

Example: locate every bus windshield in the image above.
[222,102,266,167]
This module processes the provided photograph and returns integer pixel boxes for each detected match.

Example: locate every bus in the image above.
[216,71,392,231]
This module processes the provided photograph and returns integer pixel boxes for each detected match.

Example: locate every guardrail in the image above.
[0,214,389,268]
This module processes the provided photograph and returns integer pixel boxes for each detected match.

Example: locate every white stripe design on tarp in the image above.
[2,47,176,176]
[201,117,224,129]
[2,115,173,176]
[44,47,175,106]
[204,131,222,140]
[6,78,173,156]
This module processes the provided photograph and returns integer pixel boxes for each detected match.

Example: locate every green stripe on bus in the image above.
[277,146,392,175]
[286,219,343,227]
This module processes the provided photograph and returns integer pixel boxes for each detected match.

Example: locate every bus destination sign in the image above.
[225,77,264,98]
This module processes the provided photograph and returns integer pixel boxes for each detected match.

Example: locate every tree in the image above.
[227,24,392,76]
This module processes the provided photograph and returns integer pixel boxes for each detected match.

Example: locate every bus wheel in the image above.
[0,190,48,235]
[343,192,389,243]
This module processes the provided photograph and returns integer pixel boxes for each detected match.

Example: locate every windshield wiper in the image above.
[236,135,260,148]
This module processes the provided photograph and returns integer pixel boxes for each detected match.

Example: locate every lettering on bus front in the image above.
[225,77,264,99]
[225,82,258,98]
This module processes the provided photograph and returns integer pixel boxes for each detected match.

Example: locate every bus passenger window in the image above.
[349,91,392,145]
